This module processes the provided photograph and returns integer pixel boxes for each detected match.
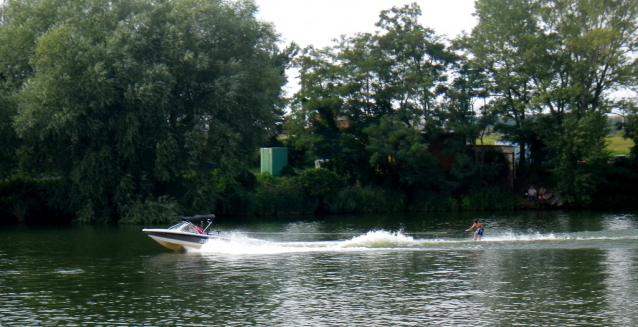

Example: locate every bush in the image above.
[254,173,317,215]
[590,159,638,209]
[119,196,183,224]
[298,168,343,212]
[329,186,405,213]
[460,188,516,211]
[0,176,68,223]
[279,164,298,177]
[420,193,459,212]
[216,184,257,216]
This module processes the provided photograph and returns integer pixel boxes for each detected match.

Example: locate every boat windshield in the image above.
[168,221,200,234]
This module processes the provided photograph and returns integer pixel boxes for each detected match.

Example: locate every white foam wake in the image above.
[194,231,330,255]
[195,230,421,254]
[191,229,638,254]
[337,230,417,248]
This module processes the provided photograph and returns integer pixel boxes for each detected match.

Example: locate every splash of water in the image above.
[196,230,421,254]
[195,231,330,254]
[192,229,638,255]
[337,230,417,248]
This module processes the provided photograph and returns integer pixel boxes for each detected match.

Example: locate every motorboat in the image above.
[142,214,225,250]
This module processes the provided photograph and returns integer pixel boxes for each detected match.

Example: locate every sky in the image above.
[254,0,478,48]
[253,0,478,94]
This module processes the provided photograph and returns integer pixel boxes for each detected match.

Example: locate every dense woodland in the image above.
[1,0,638,224]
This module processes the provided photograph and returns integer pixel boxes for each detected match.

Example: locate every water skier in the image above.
[466,219,484,241]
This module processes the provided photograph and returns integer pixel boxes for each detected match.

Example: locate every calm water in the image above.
[1,211,637,326]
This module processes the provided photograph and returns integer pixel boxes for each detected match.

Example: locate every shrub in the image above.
[460,188,516,211]
[279,164,298,177]
[422,194,459,212]
[329,186,405,213]
[298,168,343,212]
[0,176,67,223]
[216,183,257,216]
[590,159,638,209]
[254,173,317,215]
[119,196,183,224]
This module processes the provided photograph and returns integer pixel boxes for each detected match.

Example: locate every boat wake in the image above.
[192,229,638,254]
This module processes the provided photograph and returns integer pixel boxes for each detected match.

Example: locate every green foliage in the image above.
[364,116,444,189]
[590,157,638,209]
[279,165,298,177]
[2,0,637,220]
[254,174,317,216]
[468,0,638,173]
[408,189,459,212]
[216,183,256,216]
[176,174,219,216]
[0,176,67,223]
[287,3,458,186]
[544,112,610,206]
[329,186,405,213]
[460,188,516,211]
[119,196,183,225]
[1,0,290,223]
[213,169,256,216]
[298,168,342,199]
[620,101,638,158]
[0,91,19,179]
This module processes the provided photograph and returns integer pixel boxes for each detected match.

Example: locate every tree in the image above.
[465,0,549,168]
[0,89,19,178]
[288,3,457,186]
[467,0,638,205]
[364,116,443,189]
[373,4,458,131]
[441,54,493,146]
[3,0,290,222]
[618,99,638,158]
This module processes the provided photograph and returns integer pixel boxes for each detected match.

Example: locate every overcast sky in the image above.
[253,0,478,94]
[254,0,478,49]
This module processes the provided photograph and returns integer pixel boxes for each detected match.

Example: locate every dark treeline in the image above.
[1,0,638,224]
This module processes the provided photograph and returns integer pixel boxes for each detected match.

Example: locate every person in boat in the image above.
[195,222,205,234]
[466,219,484,241]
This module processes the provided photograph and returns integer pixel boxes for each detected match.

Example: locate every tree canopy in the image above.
[286,0,638,207]
[0,0,291,222]
[287,3,458,188]
[2,0,638,222]
[467,0,638,204]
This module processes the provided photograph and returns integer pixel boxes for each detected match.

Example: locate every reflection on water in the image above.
[0,211,637,326]
[602,247,638,325]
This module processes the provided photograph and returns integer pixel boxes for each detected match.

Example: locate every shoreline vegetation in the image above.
[0,173,520,224]
[3,129,633,224]
[1,151,635,225]
[1,1,638,224]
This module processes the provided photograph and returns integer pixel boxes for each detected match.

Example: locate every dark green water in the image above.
[1,211,637,326]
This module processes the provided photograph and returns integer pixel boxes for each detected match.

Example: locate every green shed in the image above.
[260,147,288,176]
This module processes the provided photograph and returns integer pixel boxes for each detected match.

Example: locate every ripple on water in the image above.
[1,220,638,326]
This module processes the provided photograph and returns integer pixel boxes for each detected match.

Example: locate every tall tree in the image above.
[467,0,638,204]
[466,0,548,167]
[3,0,289,222]
[288,3,457,187]
[373,3,457,131]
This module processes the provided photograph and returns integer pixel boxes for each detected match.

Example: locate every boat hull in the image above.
[142,229,211,250]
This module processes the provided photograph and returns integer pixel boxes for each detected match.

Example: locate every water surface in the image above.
[1,211,637,326]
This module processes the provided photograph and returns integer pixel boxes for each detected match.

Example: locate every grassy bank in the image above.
[478,132,634,154]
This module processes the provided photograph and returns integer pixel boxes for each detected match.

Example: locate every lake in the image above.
[1,210,637,326]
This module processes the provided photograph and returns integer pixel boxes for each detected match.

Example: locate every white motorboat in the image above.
[142,214,225,250]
